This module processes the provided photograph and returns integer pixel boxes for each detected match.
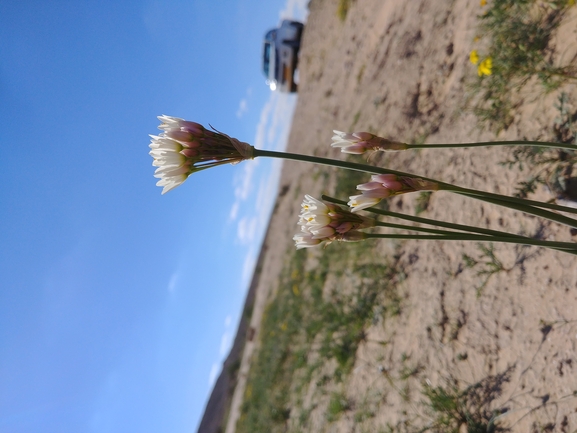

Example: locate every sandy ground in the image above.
[199,1,577,432]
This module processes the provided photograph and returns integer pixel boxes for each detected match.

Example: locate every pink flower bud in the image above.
[331,130,408,153]
[165,130,195,142]
[352,132,374,141]
[179,121,205,135]
[340,144,368,154]
[180,148,199,158]
[370,174,403,191]
[360,188,392,199]
[311,226,336,239]
[334,221,354,233]
[357,181,386,191]
[150,115,254,194]
[181,140,202,149]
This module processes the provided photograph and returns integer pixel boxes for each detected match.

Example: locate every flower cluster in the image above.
[294,195,375,248]
[349,174,439,212]
[149,115,254,194]
[331,130,408,154]
[469,50,492,76]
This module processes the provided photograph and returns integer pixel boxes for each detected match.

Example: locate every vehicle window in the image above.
[262,43,271,76]
[274,49,279,78]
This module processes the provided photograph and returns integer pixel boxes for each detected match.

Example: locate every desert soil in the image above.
[201,1,577,432]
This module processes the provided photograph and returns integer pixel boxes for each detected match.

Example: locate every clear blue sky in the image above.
[0,1,307,432]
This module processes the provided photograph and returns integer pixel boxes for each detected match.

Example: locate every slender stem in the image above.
[253,148,577,227]
[322,195,528,239]
[374,221,462,236]
[253,148,410,176]
[457,192,577,229]
[322,195,575,253]
[363,233,577,253]
[447,184,577,216]
[406,140,577,151]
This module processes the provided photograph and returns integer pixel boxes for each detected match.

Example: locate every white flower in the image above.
[293,233,322,249]
[309,225,336,239]
[331,130,373,154]
[301,194,327,212]
[294,195,376,248]
[331,130,408,154]
[149,115,255,194]
[149,135,193,194]
[348,174,438,212]
[348,194,383,212]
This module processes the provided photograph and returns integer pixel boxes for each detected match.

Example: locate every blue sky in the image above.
[0,1,307,432]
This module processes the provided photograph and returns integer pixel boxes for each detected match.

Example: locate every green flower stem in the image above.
[362,233,577,254]
[457,192,577,229]
[445,184,577,216]
[374,221,463,236]
[322,195,528,240]
[322,195,575,254]
[253,148,577,228]
[406,140,577,151]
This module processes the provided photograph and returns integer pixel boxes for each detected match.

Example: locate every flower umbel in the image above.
[349,174,439,212]
[469,50,480,65]
[149,115,254,194]
[331,130,408,154]
[294,195,374,248]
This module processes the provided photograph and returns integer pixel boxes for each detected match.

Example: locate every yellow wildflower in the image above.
[477,57,492,76]
[569,0,575,5]
[469,50,479,65]
[480,0,487,6]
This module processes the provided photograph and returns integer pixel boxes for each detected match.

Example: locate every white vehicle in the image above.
[262,20,304,92]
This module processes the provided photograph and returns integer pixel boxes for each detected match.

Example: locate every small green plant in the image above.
[415,191,433,215]
[327,392,351,421]
[462,243,509,296]
[354,407,374,423]
[356,64,366,84]
[337,0,352,22]
[469,0,576,131]
[422,373,510,433]
[350,110,362,130]
[554,92,577,145]
[499,93,577,199]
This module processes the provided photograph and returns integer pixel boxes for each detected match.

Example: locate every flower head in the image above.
[331,130,408,154]
[149,115,254,194]
[294,195,375,248]
[349,174,439,212]
[477,57,492,76]
[469,50,479,65]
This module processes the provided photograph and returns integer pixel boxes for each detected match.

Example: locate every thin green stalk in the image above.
[406,140,577,151]
[322,195,528,239]
[374,221,462,236]
[446,184,577,216]
[253,148,577,227]
[322,195,575,253]
[457,192,577,229]
[363,233,577,253]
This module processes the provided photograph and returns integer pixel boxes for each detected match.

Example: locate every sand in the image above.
[200,1,577,432]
